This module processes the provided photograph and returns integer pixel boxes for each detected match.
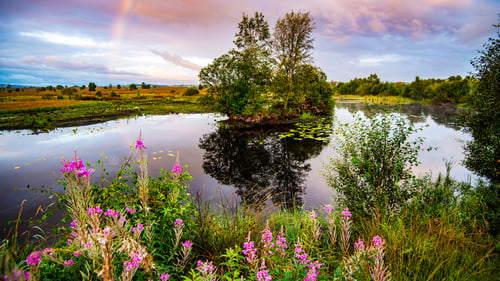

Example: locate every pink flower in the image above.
[242,237,257,264]
[257,269,272,281]
[73,252,81,257]
[160,273,170,281]
[323,204,334,215]
[373,235,383,246]
[26,251,41,266]
[171,164,182,175]
[63,259,74,268]
[182,240,193,248]
[310,210,317,221]
[125,207,136,214]
[174,219,184,228]
[135,140,147,150]
[354,239,364,250]
[341,208,352,219]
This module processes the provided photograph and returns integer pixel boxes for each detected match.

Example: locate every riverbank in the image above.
[0,86,211,132]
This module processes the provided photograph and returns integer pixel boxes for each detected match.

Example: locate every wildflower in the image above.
[310,210,317,221]
[257,269,272,281]
[87,206,103,216]
[196,260,215,276]
[261,222,274,254]
[373,236,383,247]
[323,204,334,215]
[354,239,365,251]
[104,209,120,217]
[242,234,257,264]
[341,208,352,219]
[42,248,53,256]
[125,207,136,214]
[73,252,81,257]
[26,251,41,266]
[70,220,79,228]
[135,137,147,150]
[305,261,323,281]
[295,241,309,265]
[63,259,74,268]
[182,240,192,248]
[67,239,72,245]
[160,273,170,281]
[174,219,184,228]
[171,164,182,175]
[25,272,30,279]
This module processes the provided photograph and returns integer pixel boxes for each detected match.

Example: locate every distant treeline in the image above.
[334,74,476,104]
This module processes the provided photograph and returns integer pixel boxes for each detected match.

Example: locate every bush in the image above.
[129,83,137,90]
[183,87,199,96]
[323,112,426,218]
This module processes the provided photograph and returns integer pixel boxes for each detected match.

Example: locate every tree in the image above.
[464,15,500,183]
[141,82,151,89]
[273,11,315,110]
[199,12,272,116]
[88,82,96,92]
[129,83,137,90]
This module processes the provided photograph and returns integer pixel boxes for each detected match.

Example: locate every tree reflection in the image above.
[335,101,465,129]
[198,123,329,209]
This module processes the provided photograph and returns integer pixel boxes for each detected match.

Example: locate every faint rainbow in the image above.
[112,0,135,43]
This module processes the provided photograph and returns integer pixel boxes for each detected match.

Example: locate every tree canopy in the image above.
[199,11,333,119]
[464,15,500,183]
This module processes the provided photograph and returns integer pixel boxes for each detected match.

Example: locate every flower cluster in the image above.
[160,273,170,281]
[242,234,258,265]
[26,251,42,266]
[196,260,217,279]
[60,157,93,178]
[171,164,182,176]
[87,206,103,216]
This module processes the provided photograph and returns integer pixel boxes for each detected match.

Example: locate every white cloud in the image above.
[19,31,112,48]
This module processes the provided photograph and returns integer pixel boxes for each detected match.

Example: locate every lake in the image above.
[0,101,476,238]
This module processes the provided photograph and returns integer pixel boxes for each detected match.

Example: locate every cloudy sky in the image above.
[0,0,499,86]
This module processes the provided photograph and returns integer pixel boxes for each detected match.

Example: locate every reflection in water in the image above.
[199,122,330,208]
[335,101,466,130]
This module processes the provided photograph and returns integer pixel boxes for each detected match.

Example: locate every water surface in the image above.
[0,102,475,237]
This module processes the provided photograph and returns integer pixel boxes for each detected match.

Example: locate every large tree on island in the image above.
[273,11,315,110]
[464,15,500,184]
[199,12,272,116]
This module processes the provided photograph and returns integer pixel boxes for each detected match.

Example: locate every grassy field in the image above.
[0,86,210,131]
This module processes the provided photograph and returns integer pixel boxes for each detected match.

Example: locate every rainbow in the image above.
[111,0,135,43]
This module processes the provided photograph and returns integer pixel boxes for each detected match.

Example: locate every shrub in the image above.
[322,112,426,218]
[183,87,199,96]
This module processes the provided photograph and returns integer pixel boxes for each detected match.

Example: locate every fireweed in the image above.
[335,235,391,281]
[21,134,181,281]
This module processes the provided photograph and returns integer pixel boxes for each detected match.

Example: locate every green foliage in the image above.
[141,82,151,89]
[80,85,85,90]
[273,11,315,110]
[129,83,137,91]
[116,84,121,89]
[334,74,474,104]
[199,10,331,118]
[183,87,199,96]
[323,112,425,217]
[95,91,102,99]
[88,82,96,92]
[464,15,500,184]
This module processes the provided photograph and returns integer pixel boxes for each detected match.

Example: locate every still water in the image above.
[0,101,475,237]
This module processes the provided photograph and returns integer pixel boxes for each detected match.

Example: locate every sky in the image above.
[0,0,499,86]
